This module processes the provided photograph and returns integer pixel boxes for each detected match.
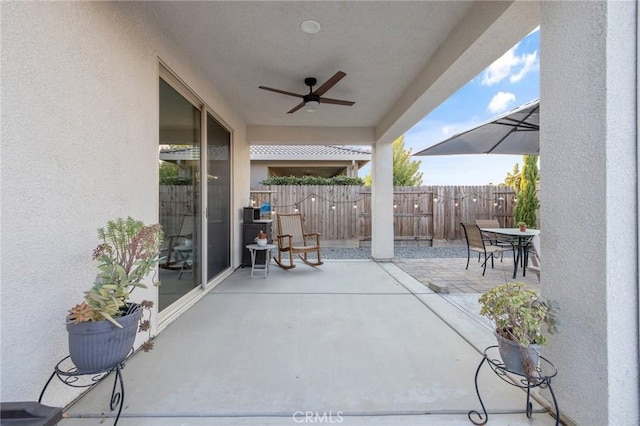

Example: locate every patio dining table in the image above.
[481,228,540,279]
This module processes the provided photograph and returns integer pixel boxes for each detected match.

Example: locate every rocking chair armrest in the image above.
[303,232,321,244]
[276,234,293,248]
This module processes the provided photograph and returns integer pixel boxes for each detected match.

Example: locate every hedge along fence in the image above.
[250,185,520,243]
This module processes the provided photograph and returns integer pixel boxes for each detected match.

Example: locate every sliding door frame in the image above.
[158,62,235,317]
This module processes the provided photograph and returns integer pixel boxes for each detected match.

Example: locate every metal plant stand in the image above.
[39,356,126,426]
[468,346,560,426]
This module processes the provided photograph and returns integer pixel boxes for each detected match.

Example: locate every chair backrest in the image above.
[460,222,485,250]
[180,214,195,238]
[276,213,305,247]
[475,219,501,229]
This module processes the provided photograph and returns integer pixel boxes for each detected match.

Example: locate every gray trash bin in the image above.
[1,402,62,426]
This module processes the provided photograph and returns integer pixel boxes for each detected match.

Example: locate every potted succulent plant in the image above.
[66,217,163,373]
[479,282,561,376]
[517,221,527,232]
[255,230,268,247]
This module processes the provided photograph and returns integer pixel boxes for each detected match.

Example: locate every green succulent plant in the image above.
[479,282,561,347]
[69,217,164,328]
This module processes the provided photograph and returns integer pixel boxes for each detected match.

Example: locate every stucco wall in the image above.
[1,2,248,405]
[541,1,639,424]
[250,161,356,186]
[371,141,394,260]
[250,164,270,187]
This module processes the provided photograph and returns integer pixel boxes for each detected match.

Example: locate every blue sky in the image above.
[362,28,539,185]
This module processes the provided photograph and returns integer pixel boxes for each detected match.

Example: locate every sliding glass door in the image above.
[158,71,232,313]
[207,114,231,279]
[158,77,202,311]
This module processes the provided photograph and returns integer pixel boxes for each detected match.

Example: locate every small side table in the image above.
[39,356,126,426]
[468,346,559,426]
[246,243,276,278]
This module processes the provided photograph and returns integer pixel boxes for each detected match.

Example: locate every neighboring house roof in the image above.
[159,146,229,161]
[250,145,371,161]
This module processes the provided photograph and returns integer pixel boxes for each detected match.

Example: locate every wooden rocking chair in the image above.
[274,213,323,269]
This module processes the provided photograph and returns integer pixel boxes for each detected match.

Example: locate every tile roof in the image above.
[250,145,371,156]
[159,146,229,160]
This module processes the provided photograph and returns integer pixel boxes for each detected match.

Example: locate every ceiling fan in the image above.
[259,71,355,114]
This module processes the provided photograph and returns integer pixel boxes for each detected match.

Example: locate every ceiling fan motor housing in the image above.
[304,93,320,104]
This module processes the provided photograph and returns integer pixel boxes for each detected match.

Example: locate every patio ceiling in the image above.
[124,1,539,145]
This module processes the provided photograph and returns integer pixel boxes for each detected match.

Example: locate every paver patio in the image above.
[393,255,539,294]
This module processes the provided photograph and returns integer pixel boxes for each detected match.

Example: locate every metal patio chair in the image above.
[475,219,515,261]
[460,222,504,276]
[526,234,541,281]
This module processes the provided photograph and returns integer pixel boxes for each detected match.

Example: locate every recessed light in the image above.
[301,20,321,34]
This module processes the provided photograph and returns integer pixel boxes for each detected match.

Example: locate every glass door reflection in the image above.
[158,77,202,311]
[206,113,231,279]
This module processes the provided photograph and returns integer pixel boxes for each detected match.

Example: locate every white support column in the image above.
[541,2,639,425]
[371,140,394,260]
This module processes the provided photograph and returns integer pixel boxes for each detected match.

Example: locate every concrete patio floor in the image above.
[62,260,557,425]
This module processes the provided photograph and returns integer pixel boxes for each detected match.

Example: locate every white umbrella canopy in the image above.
[414,99,539,156]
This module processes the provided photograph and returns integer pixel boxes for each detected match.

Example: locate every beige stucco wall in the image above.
[250,163,269,187]
[541,1,639,424]
[371,141,394,260]
[1,1,248,405]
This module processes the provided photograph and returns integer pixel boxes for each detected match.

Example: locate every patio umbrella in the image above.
[414,99,539,156]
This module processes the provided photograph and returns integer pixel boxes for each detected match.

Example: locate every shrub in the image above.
[159,176,193,185]
[261,175,364,186]
[479,282,561,346]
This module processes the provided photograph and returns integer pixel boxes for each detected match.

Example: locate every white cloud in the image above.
[510,51,538,83]
[481,43,539,86]
[482,46,519,86]
[487,92,516,113]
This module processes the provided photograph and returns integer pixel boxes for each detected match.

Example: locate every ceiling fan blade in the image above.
[319,97,355,106]
[258,86,304,98]
[286,102,305,114]
[313,71,347,96]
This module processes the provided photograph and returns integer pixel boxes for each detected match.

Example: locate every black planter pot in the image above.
[67,304,142,373]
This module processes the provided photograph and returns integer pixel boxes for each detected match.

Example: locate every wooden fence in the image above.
[159,185,196,236]
[159,185,522,244]
[250,185,519,243]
